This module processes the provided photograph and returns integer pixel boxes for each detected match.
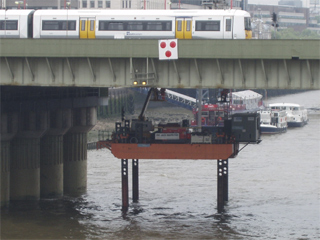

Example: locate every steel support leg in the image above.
[223,159,228,202]
[132,159,139,203]
[217,159,228,213]
[121,159,129,212]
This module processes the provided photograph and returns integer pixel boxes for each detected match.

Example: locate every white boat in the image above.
[268,103,308,127]
[228,90,264,113]
[260,110,288,134]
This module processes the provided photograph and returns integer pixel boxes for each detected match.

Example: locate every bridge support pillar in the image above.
[1,141,11,207]
[63,107,96,196]
[10,111,48,201]
[40,109,71,198]
[1,112,18,207]
[217,159,228,213]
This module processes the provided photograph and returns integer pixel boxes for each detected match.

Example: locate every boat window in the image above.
[234,117,242,122]
[195,21,220,31]
[42,20,76,31]
[209,111,215,120]
[0,20,18,30]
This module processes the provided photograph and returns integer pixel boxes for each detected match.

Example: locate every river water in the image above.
[1,90,319,240]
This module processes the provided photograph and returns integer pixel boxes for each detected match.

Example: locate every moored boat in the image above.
[268,103,308,127]
[260,110,287,134]
[191,90,264,126]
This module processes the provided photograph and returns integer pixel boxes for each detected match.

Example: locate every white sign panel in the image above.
[158,39,178,60]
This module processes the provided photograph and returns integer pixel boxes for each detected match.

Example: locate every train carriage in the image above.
[0,9,34,38]
[1,9,252,39]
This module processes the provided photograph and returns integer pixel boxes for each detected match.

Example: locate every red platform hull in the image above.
[110,143,237,160]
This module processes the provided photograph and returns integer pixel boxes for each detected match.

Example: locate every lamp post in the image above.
[64,0,71,9]
[15,1,24,9]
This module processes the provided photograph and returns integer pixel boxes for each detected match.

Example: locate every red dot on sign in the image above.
[165,51,171,58]
[160,42,166,48]
[170,41,176,48]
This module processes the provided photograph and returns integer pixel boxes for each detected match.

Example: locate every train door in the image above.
[80,17,95,39]
[175,18,192,39]
[223,17,232,39]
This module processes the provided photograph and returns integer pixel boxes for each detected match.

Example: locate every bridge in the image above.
[1,39,319,89]
[1,38,319,210]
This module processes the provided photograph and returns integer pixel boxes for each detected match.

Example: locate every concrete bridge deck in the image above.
[1,39,319,89]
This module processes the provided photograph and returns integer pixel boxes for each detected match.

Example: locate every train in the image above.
[0,9,252,39]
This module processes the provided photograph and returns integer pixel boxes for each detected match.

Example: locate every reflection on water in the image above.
[1,91,320,239]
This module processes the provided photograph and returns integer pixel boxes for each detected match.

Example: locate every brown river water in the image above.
[1,90,319,240]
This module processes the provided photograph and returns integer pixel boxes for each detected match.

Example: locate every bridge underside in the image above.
[1,57,319,90]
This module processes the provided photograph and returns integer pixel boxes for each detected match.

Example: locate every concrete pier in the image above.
[1,113,18,207]
[10,137,41,200]
[40,109,71,198]
[1,86,107,205]
[40,135,64,198]
[1,141,11,207]
[63,107,96,196]
[10,111,48,201]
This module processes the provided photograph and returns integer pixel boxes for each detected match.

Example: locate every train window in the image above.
[177,20,182,31]
[69,21,76,30]
[146,22,162,31]
[226,19,231,31]
[81,20,86,31]
[42,21,76,31]
[90,20,94,31]
[195,21,220,31]
[165,22,172,31]
[244,17,252,31]
[43,21,59,30]
[99,21,124,30]
[146,21,171,31]
[186,20,191,31]
[0,20,18,30]
[109,22,124,30]
[127,22,143,31]
[99,20,172,31]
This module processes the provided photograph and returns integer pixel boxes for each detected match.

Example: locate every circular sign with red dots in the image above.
[160,42,166,48]
[165,51,172,58]
[170,41,176,48]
